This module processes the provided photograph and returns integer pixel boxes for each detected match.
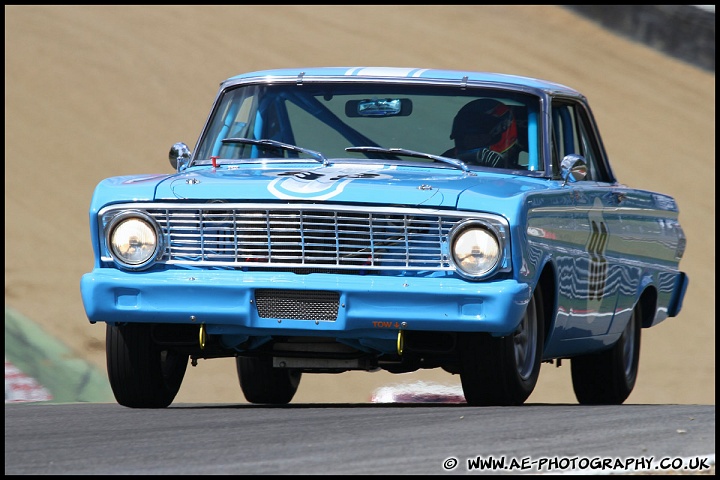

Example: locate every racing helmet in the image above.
[450,98,518,155]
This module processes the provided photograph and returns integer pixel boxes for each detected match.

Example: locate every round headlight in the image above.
[451,224,501,278]
[107,213,161,270]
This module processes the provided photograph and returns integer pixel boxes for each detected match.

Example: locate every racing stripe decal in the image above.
[345,67,428,78]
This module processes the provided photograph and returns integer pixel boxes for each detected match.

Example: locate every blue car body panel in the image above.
[81,67,687,365]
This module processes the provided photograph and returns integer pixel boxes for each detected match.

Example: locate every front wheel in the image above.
[571,302,642,405]
[459,287,545,406]
[236,356,302,404]
[106,323,188,408]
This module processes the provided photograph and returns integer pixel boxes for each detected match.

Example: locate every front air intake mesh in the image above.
[255,289,340,321]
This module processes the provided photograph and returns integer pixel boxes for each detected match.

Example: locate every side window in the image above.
[551,103,579,166]
[575,108,611,182]
[550,100,610,182]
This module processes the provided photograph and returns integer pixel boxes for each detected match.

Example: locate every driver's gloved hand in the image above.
[456,148,504,167]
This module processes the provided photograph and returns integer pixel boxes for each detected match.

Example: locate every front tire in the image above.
[459,287,544,406]
[236,356,302,404]
[106,323,188,408]
[571,302,641,405]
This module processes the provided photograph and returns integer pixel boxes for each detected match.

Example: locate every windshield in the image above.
[194,83,541,171]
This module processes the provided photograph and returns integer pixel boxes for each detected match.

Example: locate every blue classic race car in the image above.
[80,67,688,408]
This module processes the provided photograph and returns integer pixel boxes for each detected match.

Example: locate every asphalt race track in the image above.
[4,403,715,475]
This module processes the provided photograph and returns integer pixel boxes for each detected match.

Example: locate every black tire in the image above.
[459,287,544,406]
[571,302,641,405]
[106,323,188,408]
[236,356,302,404]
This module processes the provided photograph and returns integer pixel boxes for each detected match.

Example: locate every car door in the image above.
[548,99,622,349]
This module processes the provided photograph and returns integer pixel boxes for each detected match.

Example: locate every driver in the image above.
[443,98,520,168]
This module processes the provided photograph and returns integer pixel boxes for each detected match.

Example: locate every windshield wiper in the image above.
[345,146,469,173]
[222,137,329,165]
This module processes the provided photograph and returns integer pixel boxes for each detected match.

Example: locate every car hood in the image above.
[93,163,552,214]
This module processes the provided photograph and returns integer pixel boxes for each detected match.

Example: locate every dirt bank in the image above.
[5,5,714,405]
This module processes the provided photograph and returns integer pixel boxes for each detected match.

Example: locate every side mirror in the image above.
[560,154,587,185]
[169,142,192,172]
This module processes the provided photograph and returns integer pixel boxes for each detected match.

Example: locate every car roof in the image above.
[222,67,583,99]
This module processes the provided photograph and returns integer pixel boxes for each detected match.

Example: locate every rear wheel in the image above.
[571,302,641,405]
[106,323,188,408]
[236,356,302,404]
[459,287,544,406]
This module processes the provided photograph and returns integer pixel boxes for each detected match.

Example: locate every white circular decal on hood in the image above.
[267,167,393,200]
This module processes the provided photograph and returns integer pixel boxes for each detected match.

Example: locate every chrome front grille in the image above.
[100,203,509,272]
[152,204,455,270]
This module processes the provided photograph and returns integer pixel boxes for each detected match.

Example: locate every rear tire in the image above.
[571,302,641,405]
[236,356,301,404]
[459,287,544,406]
[106,323,188,408]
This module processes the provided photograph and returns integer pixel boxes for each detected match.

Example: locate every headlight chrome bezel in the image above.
[449,220,506,280]
[104,210,163,271]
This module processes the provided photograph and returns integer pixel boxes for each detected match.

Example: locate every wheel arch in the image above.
[636,284,657,329]
[535,261,557,350]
